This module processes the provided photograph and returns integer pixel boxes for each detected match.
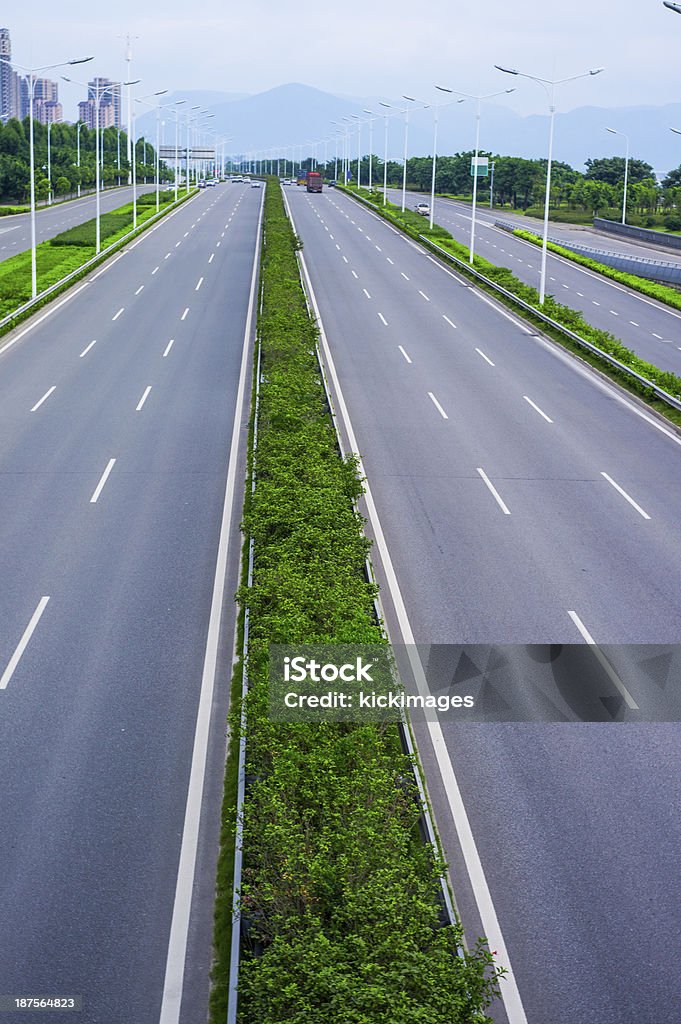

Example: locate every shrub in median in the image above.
[210,179,504,1023]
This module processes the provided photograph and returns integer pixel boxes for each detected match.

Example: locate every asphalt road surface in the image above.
[384,186,681,376]
[0,180,262,1023]
[0,184,158,262]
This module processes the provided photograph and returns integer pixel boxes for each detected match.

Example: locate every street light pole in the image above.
[495,63,604,303]
[16,55,93,299]
[47,121,53,205]
[76,121,84,197]
[363,110,375,190]
[606,127,630,225]
[437,85,514,264]
[379,103,391,206]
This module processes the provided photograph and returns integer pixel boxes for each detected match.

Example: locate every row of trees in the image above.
[0,118,168,202]
[308,152,681,219]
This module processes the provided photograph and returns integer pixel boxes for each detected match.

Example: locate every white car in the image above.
[415,202,430,216]
[250,180,262,188]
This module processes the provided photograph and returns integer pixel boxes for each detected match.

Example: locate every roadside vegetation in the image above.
[0,117,169,204]
[0,189,185,324]
[310,151,681,226]
[209,177,504,1024]
[511,227,681,312]
[341,184,681,428]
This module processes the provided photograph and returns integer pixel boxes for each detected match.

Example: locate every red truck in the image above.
[306,170,323,193]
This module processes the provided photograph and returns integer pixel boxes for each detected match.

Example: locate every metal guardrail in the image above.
[420,234,681,412]
[495,219,681,285]
[594,217,681,252]
[0,191,195,334]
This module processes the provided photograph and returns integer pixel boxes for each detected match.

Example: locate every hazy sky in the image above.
[8,0,681,122]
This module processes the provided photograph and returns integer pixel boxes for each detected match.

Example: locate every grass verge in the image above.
[340,185,681,430]
[209,178,504,1024]
[0,189,195,331]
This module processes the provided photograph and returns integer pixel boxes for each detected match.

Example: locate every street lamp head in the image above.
[68,57,94,65]
[403,94,416,101]
[671,127,681,135]
[663,1,681,12]
[363,108,373,115]
[379,101,392,108]
[589,67,605,75]
[436,85,452,93]
[495,65,518,75]
[606,127,617,134]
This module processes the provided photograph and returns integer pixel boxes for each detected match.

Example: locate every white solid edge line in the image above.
[90,458,116,504]
[567,610,640,710]
[136,386,152,412]
[428,392,449,419]
[477,467,511,515]
[523,395,553,423]
[398,345,412,363]
[158,187,264,1024]
[0,597,50,691]
[30,386,56,412]
[475,347,495,366]
[79,340,97,358]
[163,339,175,358]
[600,471,651,520]
[287,195,529,1024]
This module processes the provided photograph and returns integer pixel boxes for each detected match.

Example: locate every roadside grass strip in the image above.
[209,179,503,1024]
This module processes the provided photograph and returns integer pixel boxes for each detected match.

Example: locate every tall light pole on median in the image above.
[136,90,168,211]
[605,127,630,225]
[380,101,410,211]
[405,93,465,230]
[15,55,94,299]
[379,103,392,206]
[495,63,604,304]
[76,121,86,197]
[363,110,375,190]
[436,85,514,263]
[65,73,139,253]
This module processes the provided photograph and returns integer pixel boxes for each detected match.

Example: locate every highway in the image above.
[0,184,158,262]
[285,182,681,1024]
[0,180,261,1022]
[384,187,681,376]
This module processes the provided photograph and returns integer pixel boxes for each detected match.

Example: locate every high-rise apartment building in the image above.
[0,27,12,122]
[78,77,121,130]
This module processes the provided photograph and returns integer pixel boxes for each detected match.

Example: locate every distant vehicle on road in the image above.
[306,171,323,193]
[415,202,430,216]
[198,180,206,188]
[250,180,262,188]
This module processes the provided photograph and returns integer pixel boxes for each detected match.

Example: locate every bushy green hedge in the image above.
[512,227,681,313]
[213,179,503,1023]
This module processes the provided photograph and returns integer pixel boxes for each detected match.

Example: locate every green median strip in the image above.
[209,177,503,1023]
[0,189,194,332]
[340,185,681,429]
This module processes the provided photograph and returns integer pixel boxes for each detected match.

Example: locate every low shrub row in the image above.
[210,178,504,1023]
[341,186,681,424]
[511,227,681,313]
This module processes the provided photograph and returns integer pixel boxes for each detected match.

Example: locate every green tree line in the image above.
[0,118,171,202]
[312,152,681,226]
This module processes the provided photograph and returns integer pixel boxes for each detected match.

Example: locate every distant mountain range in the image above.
[138,83,681,177]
